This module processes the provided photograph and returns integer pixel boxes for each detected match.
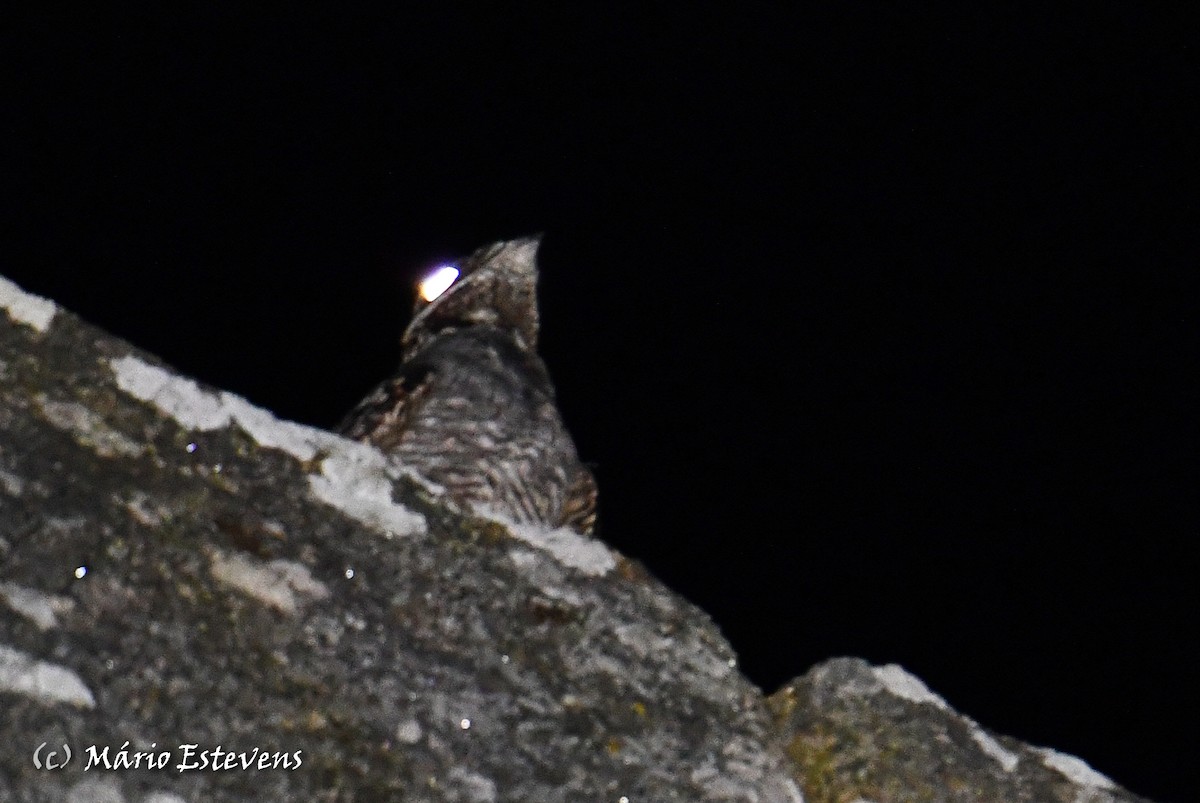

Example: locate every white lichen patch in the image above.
[508,548,584,603]
[781,778,806,802]
[506,548,575,606]
[0,643,95,708]
[111,354,336,459]
[216,391,339,462]
[690,762,737,794]
[501,520,615,576]
[506,548,540,573]
[118,490,173,527]
[446,766,498,802]
[688,731,802,802]
[1036,746,1115,790]
[66,779,125,803]
[35,395,144,458]
[861,664,1023,774]
[111,355,333,456]
[614,622,676,661]
[44,514,89,535]
[969,724,1019,772]
[209,551,330,615]
[395,718,423,744]
[872,664,949,709]
[110,354,427,537]
[614,622,736,685]
[308,447,427,536]
[0,582,74,630]
[141,793,188,803]
[111,356,239,434]
[0,467,25,496]
[0,275,57,332]
[683,635,739,682]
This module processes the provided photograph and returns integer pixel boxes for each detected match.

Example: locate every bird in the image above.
[336,235,597,535]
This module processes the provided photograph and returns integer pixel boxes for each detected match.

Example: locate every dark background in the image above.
[4,8,1194,801]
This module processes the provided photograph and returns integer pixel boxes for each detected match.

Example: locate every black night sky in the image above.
[4,8,1194,800]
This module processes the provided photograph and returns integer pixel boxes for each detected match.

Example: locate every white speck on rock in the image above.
[872,664,949,709]
[209,551,330,615]
[110,354,426,537]
[0,582,73,630]
[1037,747,1115,790]
[502,520,615,576]
[0,275,57,332]
[969,724,1019,772]
[0,643,95,708]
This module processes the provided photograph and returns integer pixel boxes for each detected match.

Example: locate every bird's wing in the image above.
[334,364,433,452]
[561,463,598,536]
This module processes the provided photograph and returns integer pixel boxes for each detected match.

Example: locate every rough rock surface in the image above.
[0,274,1154,802]
[0,277,800,801]
[768,658,1152,803]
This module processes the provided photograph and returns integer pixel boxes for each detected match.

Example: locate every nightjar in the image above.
[336,236,597,535]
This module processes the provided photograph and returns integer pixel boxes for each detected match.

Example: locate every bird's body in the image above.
[337,237,596,534]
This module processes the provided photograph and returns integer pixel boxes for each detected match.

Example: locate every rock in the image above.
[1,274,1155,802]
[0,277,800,800]
[769,658,1151,803]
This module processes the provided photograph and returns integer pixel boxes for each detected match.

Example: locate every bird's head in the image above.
[402,235,542,358]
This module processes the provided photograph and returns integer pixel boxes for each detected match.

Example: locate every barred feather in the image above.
[337,237,596,535]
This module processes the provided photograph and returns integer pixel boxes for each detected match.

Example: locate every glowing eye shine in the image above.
[418,265,460,302]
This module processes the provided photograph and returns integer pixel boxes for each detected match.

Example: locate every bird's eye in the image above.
[418,265,460,302]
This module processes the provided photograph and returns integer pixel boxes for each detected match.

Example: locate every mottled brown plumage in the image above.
[337,236,596,534]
